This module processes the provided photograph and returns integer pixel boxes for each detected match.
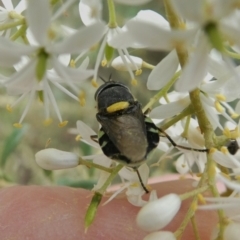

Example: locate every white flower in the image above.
[0,0,26,36]
[79,0,143,85]
[144,231,176,240]
[136,193,181,231]
[224,222,240,240]
[1,0,106,126]
[35,148,79,170]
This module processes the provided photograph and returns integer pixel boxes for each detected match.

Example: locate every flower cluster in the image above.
[2,0,240,239]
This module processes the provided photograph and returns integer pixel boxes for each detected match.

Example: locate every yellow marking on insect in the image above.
[106,101,129,113]
[58,121,68,128]
[13,123,22,128]
[6,104,12,112]
[43,118,53,126]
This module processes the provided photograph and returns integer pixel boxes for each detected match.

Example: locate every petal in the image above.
[125,20,197,51]
[212,150,240,168]
[133,10,169,28]
[35,148,79,170]
[52,58,94,82]
[175,154,190,174]
[0,37,35,66]
[26,0,51,45]
[15,0,26,13]
[50,22,106,54]
[5,59,37,95]
[147,50,179,90]
[2,0,13,10]
[111,55,143,71]
[136,194,181,231]
[175,36,209,92]
[200,94,221,130]
[79,0,102,26]
[170,0,203,23]
[217,173,240,191]
[76,120,99,148]
[150,97,190,119]
[224,222,240,240]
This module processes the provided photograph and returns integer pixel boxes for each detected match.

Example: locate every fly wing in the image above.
[97,103,148,163]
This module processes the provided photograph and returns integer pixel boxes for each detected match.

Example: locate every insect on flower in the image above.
[91,77,208,193]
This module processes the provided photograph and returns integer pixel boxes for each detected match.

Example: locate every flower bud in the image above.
[224,222,240,240]
[35,148,79,170]
[111,55,143,71]
[136,193,181,231]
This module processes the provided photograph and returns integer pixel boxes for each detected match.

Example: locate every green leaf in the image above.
[1,125,28,168]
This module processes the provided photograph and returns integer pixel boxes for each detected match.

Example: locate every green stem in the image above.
[142,70,181,113]
[97,164,124,194]
[179,185,209,201]
[160,104,194,130]
[79,158,113,173]
[10,24,27,41]
[191,216,201,240]
[182,114,191,138]
[174,171,208,238]
[107,0,117,28]
[224,49,240,59]
[0,19,25,31]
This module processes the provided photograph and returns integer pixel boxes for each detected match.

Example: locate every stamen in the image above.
[6,104,13,112]
[93,34,108,81]
[118,49,135,80]
[135,69,142,76]
[215,94,226,101]
[18,90,35,124]
[58,121,68,128]
[75,134,81,141]
[70,59,76,68]
[131,79,137,86]
[45,80,63,123]
[13,123,22,128]
[43,118,53,126]
[79,91,86,106]
[231,113,239,119]
[101,59,107,67]
[214,100,224,113]
[91,79,98,88]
